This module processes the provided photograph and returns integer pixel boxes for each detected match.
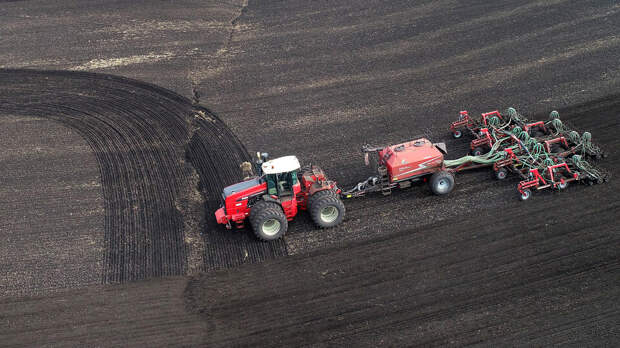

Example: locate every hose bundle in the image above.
[551,118,567,133]
[572,155,605,183]
[549,110,560,120]
[443,107,607,188]
[568,131,580,145]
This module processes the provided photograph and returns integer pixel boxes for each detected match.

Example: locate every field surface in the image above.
[1,0,619,346]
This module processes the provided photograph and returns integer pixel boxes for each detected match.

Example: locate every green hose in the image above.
[572,155,604,182]
[568,131,580,145]
[443,136,509,167]
[549,110,560,120]
[488,116,501,127]
[506,107,517,118]
[551,118,566,133]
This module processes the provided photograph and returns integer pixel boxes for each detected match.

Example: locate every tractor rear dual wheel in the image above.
[308,190,345,228]
[249,201,288,241]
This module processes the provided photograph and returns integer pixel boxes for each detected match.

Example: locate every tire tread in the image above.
[249,201,287,241]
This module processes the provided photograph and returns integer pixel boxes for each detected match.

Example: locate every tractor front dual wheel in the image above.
[249,201,288,241]
[308,190,345,228]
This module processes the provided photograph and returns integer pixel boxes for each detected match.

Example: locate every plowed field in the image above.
[0,0,618,346]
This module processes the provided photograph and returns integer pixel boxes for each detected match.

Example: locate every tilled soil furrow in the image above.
[0,69,287,284]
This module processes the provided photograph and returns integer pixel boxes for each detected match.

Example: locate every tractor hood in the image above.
[222,177,262,198]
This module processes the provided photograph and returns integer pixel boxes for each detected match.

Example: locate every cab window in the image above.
[265,171,297,197]
[266,174,277,195]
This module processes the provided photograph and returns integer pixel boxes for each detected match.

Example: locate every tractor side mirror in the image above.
[255,152,267,175]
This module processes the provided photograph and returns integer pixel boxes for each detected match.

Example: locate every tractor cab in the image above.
[260,155,302,197]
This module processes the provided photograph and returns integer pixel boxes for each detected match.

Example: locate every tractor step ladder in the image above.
[378,166,392,196]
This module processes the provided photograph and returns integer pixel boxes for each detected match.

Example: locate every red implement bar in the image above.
[518,168,547,194]
[546,163,578,188]
[543,137,569,153]
[481,110,502,127]
[470,128,493,150]
[524,121,547,133]
[450,111,474,132]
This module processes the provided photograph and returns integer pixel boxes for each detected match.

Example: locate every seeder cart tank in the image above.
[343,138,456,198]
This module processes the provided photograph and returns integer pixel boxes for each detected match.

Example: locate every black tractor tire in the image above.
[249,201,288,241]
[308,190,346,228]
[429,171,455,195]
[307,189,333,212]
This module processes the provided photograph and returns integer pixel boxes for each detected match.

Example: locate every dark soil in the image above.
[0,116,103,296]
[1,0,619,346]
[0,70,286,285]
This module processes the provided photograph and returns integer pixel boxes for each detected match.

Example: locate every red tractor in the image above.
[215,153,345,241]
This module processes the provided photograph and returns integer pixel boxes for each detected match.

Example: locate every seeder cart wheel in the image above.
[495,168,508,180]
[309,190,345,228]
[249,201,288,241]
[429,171,455,195]
[520,189,531,201]
[452,130,462,139]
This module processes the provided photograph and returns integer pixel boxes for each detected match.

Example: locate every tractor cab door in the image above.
[266,171,298,198]
[265,171,300,219]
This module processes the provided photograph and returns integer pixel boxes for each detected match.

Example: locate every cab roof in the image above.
[261,155,301,174]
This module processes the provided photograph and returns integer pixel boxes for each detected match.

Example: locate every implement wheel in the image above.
[520,189,531,201]
[452,130,462,139]
[309,190,345,228]
[429,171,455,195]
[249,201,288,241]
[471,147,485,156]
[558,180,569,190]
[495,167,508,180]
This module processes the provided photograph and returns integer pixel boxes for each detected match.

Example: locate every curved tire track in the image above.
[0,69,286,282]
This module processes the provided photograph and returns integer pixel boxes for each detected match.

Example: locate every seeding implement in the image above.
[216,107,607,240]
[446,107,608,200]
